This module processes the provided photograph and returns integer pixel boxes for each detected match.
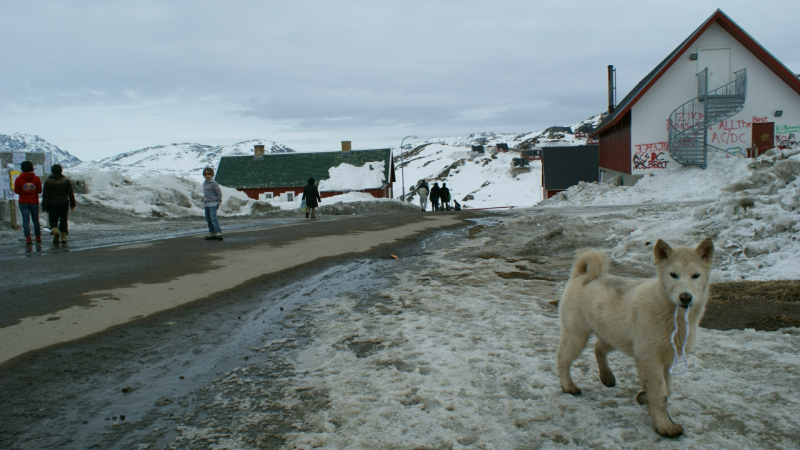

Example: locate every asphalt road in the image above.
[0,211,483,366]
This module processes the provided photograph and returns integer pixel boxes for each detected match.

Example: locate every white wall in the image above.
[630,22,800,174]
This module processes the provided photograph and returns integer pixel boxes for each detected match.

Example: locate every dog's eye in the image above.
[670,272,678,279]
[692,273,700,279]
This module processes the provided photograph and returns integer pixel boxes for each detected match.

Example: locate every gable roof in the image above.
[594,9,800,136]
[215,148,394,190]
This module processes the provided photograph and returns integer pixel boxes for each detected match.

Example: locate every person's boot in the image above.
[51,227,60,244]
[205,232,217,240]
[214,233,224,241]
[60,232,68,243]
[25,236,32,245]
[35,235,42,243]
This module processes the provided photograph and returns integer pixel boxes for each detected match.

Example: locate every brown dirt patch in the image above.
[468,225,487,239]
[702,281,800,331]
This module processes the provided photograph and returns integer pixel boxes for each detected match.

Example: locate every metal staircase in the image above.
[667,68,747,168]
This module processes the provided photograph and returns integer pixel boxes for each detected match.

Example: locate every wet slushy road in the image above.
[0,212,485,449]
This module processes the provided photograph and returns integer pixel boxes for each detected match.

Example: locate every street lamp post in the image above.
[399,135,418,202]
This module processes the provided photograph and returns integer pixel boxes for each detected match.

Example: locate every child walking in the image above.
[14,161,42,245]
[202,168,224,241]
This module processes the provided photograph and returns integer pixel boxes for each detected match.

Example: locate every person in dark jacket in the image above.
[440,183,451,211]
[429,182,440,211]
[302,178,322,219]
[14,160,43,245]
[41,164,76,244]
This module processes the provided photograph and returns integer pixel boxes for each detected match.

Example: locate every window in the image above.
[260,192,273,201]
[286,192,295,202]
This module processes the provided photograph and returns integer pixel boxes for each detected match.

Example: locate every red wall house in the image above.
[598,110,632,174]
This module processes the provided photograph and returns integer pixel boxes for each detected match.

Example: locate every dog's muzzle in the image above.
[678,293,693,308]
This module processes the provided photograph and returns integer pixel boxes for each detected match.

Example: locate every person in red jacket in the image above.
[13,161,43,244]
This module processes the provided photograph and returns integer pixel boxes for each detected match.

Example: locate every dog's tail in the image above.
[570,250,607,284]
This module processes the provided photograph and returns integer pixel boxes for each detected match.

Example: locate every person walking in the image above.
[41,164,76,244]
[14,161,42,245]
[303,177,321,219]
[429,182,440,211]
[440,183,451,211]
[202,167,224,241]
[417,180,429,211]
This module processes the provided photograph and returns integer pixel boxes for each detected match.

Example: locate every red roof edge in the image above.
[594,10,800,135]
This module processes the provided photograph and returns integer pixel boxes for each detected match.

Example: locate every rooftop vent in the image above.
[254,144,265,160]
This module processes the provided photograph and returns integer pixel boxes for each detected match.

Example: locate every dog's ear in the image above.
[694,238,714,263]
[654,239,672,263]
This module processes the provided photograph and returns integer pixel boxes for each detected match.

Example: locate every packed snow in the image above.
[319,161,386,191]
[279,247,800,449]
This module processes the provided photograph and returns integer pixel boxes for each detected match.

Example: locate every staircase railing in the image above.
[667,68,747,168]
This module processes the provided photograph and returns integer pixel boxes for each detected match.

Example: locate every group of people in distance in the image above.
[415,180,460,212]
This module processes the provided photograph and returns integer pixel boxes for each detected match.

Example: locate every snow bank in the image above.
[319,161,386,191]
[547,151,750,206]
[547,150,800,281]
[271,191,411,211]
[67,170,272,218]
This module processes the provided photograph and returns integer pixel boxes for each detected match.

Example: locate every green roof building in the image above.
[215,147,396,201]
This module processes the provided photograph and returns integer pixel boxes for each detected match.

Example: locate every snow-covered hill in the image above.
[394,114,603,209]
[72,139,294,181]
[0,133,82,168]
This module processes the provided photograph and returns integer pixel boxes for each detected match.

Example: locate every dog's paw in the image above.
[561,384,582,395]
[656,423,684,437]
[636,391,648,405]
[600,372,616,387]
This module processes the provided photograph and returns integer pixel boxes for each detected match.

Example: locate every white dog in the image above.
[556,238,714,437]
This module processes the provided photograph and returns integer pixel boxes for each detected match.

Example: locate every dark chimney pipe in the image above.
[607,65,616,114]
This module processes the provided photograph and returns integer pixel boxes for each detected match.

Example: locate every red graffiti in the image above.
[634,141,668,155]
[633,150,669,170]
[752,116,769,123]
[711,131,747,144]
[667,112,705,131]
[716,119,752,131]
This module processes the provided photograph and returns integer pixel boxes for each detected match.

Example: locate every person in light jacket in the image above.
[302,178,322,219]
[417,181,429,211]
[202,167,224,241]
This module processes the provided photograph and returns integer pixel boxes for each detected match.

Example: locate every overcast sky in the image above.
[1,1,798,161]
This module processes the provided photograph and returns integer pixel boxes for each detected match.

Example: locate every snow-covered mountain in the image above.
[417,114,602,149]
[72,139,294,181]
[393,114,603,209]
[0,133,82,168]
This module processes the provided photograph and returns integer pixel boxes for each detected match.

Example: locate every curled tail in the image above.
[570,250,607,284]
